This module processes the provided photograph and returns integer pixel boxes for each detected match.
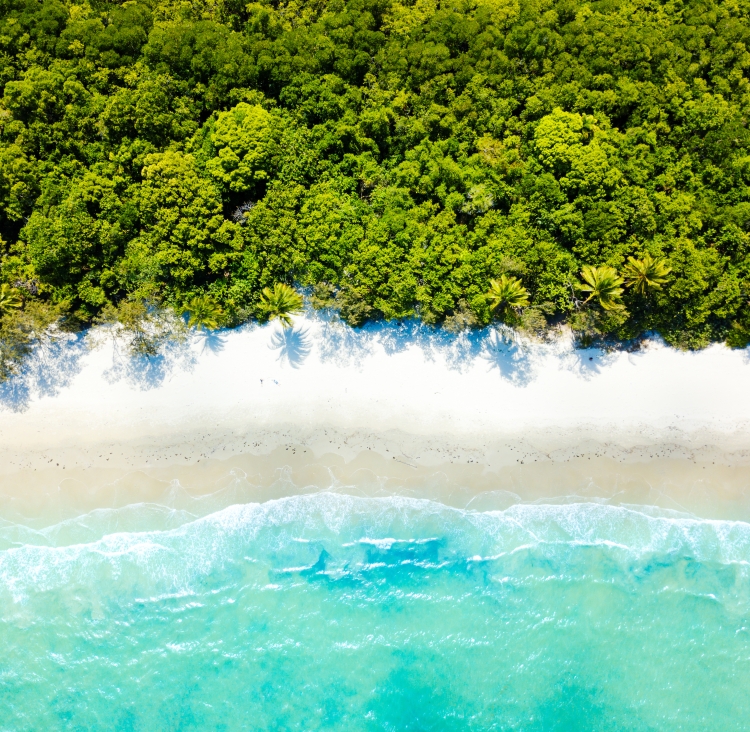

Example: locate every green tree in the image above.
[0,301,63,380]
[21,173,130,318]
[206,103,276,195]
[124,151,242,301]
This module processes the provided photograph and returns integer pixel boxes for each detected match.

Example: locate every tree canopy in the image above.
[1,0,749,358]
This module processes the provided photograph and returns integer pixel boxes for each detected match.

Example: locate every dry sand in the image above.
[1,314,749,523]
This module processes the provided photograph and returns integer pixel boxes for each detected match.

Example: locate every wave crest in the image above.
[1,494,749,607]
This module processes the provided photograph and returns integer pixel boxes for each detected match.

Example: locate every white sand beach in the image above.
[1,314,749,522]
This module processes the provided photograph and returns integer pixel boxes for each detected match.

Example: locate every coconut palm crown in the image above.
[0,284,22,316]
[623,253,671,295]
[258,283,304,328]
[578,265,625,310]
[185,295,223,330]
[487,275,530,317]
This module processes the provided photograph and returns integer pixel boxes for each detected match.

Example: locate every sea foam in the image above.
[2,494,750,730]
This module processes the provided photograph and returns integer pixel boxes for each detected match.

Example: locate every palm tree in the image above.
[578,265,625,310]
[623,253,671,295]
[185,295,223,330]
[487,275,529,319]
[0,284,22,316]
[258,283,304,328]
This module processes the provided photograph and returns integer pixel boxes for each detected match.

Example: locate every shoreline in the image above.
[2,422,750,524]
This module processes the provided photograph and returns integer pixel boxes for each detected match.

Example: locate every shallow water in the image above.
[2,489,749,730]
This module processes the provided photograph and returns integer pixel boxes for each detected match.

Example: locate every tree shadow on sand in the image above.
[478,329,536,386]
[314,312,484,370]
[0,333,88,413]
[103,335,197,390]
[199,329,227,356]
[565,349,616,378]
[312,311,535,383]
[317,319,376,367]
[270,325,312,368]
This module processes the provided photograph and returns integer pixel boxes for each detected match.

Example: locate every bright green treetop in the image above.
[258,284,304,328]
[487,275,530,320]
[206,103,276,194]
[578,266,625,311]
[623,255,672,295]
[185,295,224,330]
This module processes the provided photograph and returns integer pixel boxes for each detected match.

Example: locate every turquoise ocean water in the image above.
[2,492,750,730]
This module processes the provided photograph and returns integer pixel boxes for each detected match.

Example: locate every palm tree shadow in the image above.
[310,310,533,379]
[199,329,227,356]
[270,325,312,368]
[479,329,535,386]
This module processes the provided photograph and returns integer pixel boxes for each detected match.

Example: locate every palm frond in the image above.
[0,284,22,317]
[487,275,530,318]
[623,254,671,295]
[258,283,304,328]
[578,265,625,310]
[185,295,223,330]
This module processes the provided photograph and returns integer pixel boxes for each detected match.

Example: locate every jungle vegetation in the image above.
[1,0,749,375]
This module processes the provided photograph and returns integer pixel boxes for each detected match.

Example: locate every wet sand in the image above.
[1,423,749,525]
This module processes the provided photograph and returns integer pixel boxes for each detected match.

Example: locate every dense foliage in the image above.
[1,0,750,369]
